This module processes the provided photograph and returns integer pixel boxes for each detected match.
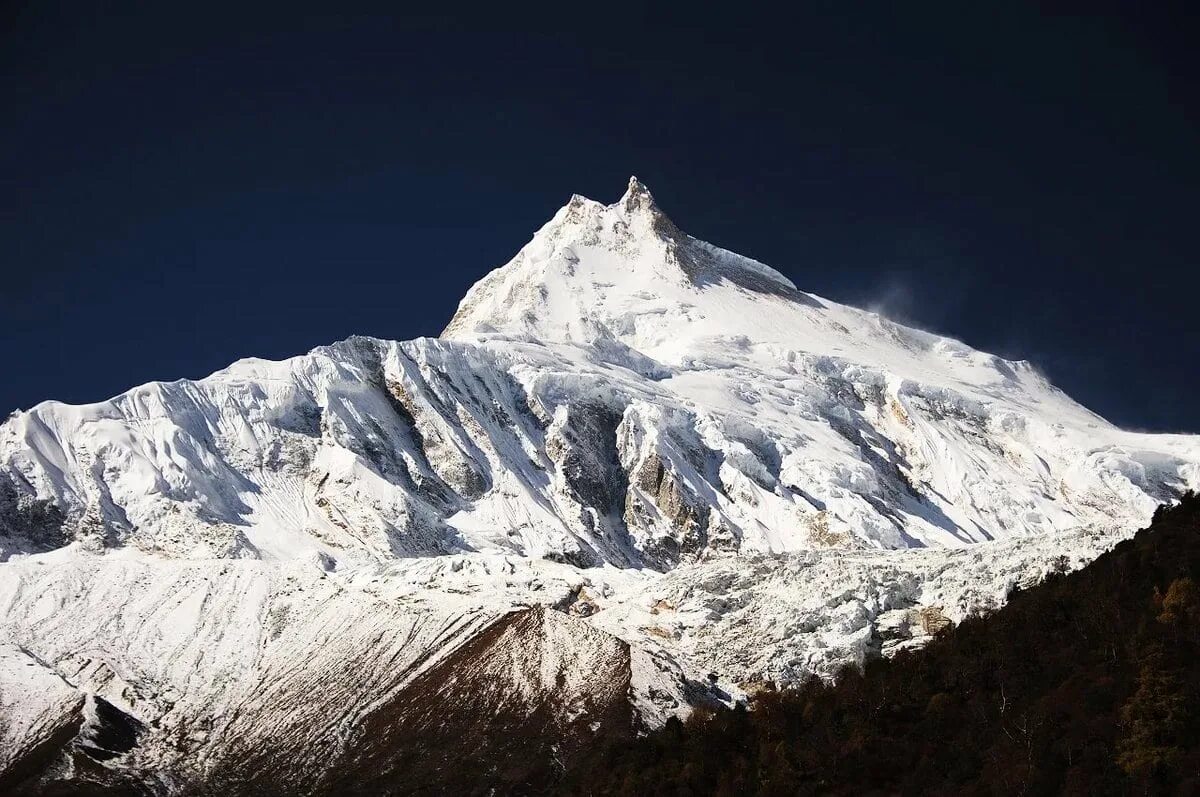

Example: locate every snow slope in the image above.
[1,177,1197,791]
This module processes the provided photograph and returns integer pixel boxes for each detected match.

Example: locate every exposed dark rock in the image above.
[0,474,72,556]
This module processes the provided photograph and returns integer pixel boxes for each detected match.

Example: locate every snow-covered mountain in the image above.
[2,178,1197,792]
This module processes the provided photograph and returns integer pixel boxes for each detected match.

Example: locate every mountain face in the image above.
[1,178,1198,792]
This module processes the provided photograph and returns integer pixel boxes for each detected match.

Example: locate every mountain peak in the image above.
[613,175,687,244]
[442,179,807,348]
[619,175,655,211]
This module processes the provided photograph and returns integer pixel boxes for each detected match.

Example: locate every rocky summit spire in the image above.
[619,175,664,218]
[617,175,681,239]
[619,175,655,210]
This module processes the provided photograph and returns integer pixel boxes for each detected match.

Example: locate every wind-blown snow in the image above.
[1,177,1197,787]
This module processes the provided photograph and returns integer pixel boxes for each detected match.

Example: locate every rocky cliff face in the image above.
[1,178,1198,793]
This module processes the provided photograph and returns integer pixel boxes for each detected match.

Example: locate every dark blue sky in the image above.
[2,5,1197,430]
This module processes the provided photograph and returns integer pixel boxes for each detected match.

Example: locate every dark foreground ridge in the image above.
[564,493,1200,796]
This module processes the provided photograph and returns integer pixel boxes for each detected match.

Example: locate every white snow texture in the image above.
[1,177,1197,783]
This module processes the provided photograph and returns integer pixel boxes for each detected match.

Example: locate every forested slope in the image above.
[566,493,1200,796]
